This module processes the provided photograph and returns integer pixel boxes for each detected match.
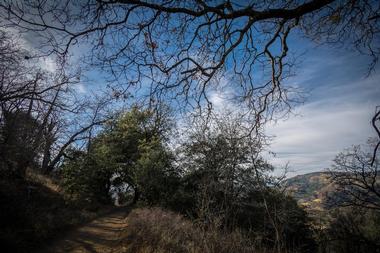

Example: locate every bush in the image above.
[121,208,257,253]
[61,150,113,205]
[322,208,380,253]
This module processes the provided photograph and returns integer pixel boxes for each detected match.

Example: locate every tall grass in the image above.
[120,208,259,253]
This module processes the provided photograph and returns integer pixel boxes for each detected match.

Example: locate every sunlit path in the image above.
[38,209,129,253]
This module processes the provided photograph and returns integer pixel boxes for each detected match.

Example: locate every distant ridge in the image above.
[285,171,336,211]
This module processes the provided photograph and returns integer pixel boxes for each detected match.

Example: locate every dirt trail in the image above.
[39,209,129,253]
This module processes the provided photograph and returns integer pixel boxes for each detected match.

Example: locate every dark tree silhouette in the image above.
[0,30,112,176]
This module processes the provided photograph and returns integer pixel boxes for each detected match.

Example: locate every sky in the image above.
[40,35,380,177]
[264,46,380,176]
[205,34,380,176]
[8,8,379,177]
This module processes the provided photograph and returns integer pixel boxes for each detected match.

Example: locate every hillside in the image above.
[285,171,336,212]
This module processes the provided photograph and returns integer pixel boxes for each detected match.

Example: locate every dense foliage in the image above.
[2,101,379,253]
[59,109,316,252]
[61,107,178,205]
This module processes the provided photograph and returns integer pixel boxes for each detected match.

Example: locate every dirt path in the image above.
[39,209,129,253]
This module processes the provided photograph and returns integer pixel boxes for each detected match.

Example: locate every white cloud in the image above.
[1,27,58,73]
[40,57,57,73]
[267,69,380,176]
[208,74,246,113]
[206,51,380,178]
[75,83,87,94]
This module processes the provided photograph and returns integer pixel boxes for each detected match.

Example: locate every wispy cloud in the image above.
[267,50,380,176]
[1,27,59,73]
[40,57,57,73]
[74,83,87,94]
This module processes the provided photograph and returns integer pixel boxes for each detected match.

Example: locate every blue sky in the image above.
[201,31,379,176]
[265,43,380,176]
[73,30,379,176]
[11,15,379,177]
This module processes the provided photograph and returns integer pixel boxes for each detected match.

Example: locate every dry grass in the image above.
[120,208,258,253]
[25,168,62,193]
[0,169,111,252]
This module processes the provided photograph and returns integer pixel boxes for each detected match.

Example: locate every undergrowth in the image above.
[120,208,258,253]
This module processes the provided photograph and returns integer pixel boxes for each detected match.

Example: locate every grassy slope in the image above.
[0,169,110,253]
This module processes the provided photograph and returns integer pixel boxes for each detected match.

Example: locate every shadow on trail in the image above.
[37,207,131,253]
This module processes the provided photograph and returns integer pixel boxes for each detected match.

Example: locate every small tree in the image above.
[178,112,266,225]
[178,111,315,252]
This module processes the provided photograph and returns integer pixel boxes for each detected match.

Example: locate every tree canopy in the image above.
[1,0,379,132]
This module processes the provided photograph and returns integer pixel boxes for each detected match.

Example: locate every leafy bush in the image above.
[61,149,113,205]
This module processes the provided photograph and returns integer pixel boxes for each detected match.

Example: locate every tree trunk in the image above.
[132,187,140,205]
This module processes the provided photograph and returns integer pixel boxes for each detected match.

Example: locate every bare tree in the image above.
[0,31,79,176]
[178,111,269,221]
[0,29,114,177]
[330,140,380,210]
[371,106,380,166]
[179,110,285,222]
[178,110,310,252]
[1,0,378,134]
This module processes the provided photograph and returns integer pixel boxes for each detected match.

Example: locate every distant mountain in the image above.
[285,171,337,212]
